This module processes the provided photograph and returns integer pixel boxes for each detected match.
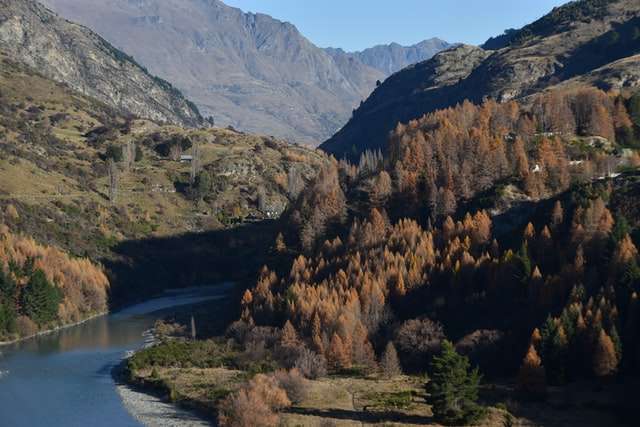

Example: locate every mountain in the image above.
[0,52,326,303]
[38,0,449,145]
[0,0,202,127]
[322,0,640,159]
[327,38,452,76]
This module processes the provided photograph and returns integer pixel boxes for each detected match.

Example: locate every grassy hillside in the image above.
[0,53,326,304]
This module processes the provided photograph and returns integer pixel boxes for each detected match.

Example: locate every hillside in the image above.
[322,0,640,159]
[327,38,452,76]
[39,0,449,145]
[129,85,640,426]
[0,0,202,127]
[0,53,326,302]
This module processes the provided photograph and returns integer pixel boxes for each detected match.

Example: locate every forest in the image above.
[215,85,640,424]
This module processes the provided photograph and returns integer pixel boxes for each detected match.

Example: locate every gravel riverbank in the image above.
[116,383,212,427]
[115,331,213,427]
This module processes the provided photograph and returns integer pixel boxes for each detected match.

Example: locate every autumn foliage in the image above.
[0,225,109,338]
[218,373,291,427]
[233,87,640,400]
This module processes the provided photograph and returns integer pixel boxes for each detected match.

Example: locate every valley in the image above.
[1,0,640,426]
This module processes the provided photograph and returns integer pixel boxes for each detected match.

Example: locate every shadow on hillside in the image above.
[103,219,284,309]
[286,407,434,425]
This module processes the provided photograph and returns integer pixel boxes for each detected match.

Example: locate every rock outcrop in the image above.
[0,0,202,127]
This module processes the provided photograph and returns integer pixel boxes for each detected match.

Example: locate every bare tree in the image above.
[108,158,119,203]
[287,167,304,200]
[190,142,201,185]
[257,187,268,212]
[381,341,402,378]
[122,141,135,172]
[169,143,182,162]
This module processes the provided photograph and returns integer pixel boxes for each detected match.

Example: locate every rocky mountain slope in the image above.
[327,38,452,76]
[39,0,449,145]
[322,0,640,159]
[0,53,325,260]
[0,0,202,127]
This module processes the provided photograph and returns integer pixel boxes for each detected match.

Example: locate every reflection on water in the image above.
[0,285,231,427]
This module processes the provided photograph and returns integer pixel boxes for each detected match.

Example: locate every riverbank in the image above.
[117,382,212,427]
[0,311,107,347]
[113,285,235,426]
[114,341,213,427]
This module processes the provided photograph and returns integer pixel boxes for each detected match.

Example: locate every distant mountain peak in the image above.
[340,38,454,75]
[39,0,450,145]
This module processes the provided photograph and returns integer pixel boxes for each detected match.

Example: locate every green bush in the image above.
[128,340,234,371]
[105,145,123,162]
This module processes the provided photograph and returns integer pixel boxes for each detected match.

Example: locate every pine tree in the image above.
[381,341,402,378]
[20,270,61,326]
[426,341,485,425]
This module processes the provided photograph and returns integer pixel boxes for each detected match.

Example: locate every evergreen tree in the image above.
[540,317,568,384]
[0,267,17,335]
[20,270,61,326]
[426,340,484,425]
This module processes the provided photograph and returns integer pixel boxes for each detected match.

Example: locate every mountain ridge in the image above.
[0,0,202,127]
[322,0,640,159]
[39,0,449,145]
[325,38,452,76]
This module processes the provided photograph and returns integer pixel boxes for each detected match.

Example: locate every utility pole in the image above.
[190,315,196,340]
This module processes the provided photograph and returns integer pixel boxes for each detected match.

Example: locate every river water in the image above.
[0,285,232,427]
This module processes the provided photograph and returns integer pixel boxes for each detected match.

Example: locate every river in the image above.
[0,284,233,427]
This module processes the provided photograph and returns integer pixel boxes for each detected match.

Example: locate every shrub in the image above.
[128,340,231,370]
[294,347,327,379]
[15,315,38,337]
[105,145,123,162]
[5,204,19,220]
[218,374,291,427]
[395,317,445,371]
[273,368,308,404]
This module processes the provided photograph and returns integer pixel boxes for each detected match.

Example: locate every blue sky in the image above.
[223,0,569,51]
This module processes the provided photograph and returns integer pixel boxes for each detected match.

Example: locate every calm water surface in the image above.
[0,285,232,427]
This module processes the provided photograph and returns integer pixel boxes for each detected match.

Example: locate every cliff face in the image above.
[0,0,202,127]
[322,0,640,160]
